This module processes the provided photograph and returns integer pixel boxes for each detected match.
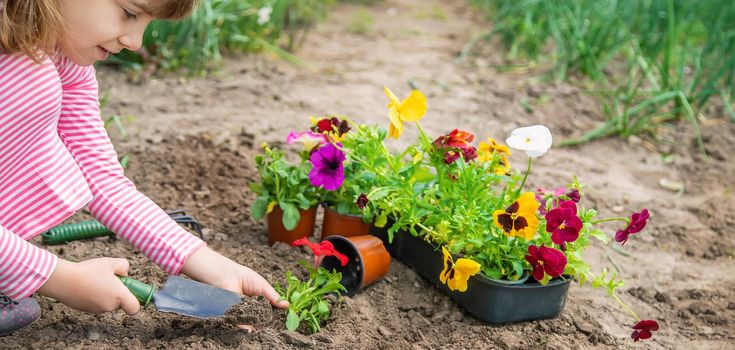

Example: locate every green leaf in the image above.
[374,212,388,228]
[286,309,300,331]
[369,187,391,201]
[295,193,311,209]
[317,300,329,314]
[290,291,302,303]
[281,202,300,230]
[589,229,609,244]
[251,196,269,220]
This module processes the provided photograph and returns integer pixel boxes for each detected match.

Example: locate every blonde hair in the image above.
[0,0,198,62]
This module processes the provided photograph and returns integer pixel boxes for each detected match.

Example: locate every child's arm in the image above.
[0,225,139,314]
[54,57,285,307]
[55,56,204,277]
[0,225,58,299]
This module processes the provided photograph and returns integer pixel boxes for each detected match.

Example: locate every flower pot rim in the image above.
[471,272,571,289]
[321,203,370,222]
[323,235,365,295]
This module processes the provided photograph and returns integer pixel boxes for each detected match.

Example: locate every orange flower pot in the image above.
[320,206,372,240]
[320,235,390,296]
[266,206,317,245]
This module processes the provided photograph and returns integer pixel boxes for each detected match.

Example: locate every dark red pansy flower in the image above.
[356,193,369,210]
[615,209,650,245]
[338,120,351,135]
[566,189,581,202]
[545,200,583,245]
[525,244,567,281]
[461,146,478,162]
[444,150,460,164]
[628,209,650,234]
[316,118,334,133]
[631,319,659,342]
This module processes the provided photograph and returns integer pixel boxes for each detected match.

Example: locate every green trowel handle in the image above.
[118,276,156,308]
[41,220,113,245]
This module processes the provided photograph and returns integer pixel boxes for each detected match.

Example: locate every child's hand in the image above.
[181,246,288,309]
[37,258,140,315]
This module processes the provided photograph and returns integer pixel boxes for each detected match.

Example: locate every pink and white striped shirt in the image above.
[0,53,205,299]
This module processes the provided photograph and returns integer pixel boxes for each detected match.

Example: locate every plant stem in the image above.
[514,157,533,198]
[590,217,629,225]
[613,292,640,321]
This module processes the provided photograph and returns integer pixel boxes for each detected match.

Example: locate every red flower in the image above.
[565,189,581,202]
[433,129,475,149]
[525,244,567,281]
[545,200,583,245]
[338,120,351,135]
[444,150,460,164]
[631,319,659,342]
[292,237,348,267]
[356,193,369,210]
[461,146,477,162]
[315,118,334,134]
[615,209,650,245]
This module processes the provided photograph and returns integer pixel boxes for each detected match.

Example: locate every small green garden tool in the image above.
[119,275,242,318]
[41,210,204,245]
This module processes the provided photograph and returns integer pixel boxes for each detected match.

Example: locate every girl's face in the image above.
[59,0,156,66]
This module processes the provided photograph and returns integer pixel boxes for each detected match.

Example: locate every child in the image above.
[0,0,287,335]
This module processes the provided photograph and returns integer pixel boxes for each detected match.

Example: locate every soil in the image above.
[4,0,734,349]
[223,297,273,328]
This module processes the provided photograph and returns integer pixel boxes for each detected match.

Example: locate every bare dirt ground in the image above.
[6,0,734,349]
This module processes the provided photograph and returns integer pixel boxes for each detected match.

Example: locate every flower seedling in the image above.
[274,238,348,333]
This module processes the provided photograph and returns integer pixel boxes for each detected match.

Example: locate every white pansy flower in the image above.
[505,125,552,158]
[257,6,273,25]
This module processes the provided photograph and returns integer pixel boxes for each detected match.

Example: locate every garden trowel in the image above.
[119,275,242,318]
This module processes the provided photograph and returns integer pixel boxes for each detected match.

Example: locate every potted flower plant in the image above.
[357,87,659,341]
[290,116,391,239]
[251,144,321,245]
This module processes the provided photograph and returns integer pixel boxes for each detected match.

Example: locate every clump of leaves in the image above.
[250,145,320,230]
[275,262,346,333]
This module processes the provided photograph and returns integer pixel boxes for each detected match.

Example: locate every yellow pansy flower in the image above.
[492,192,539,240]
[478,137,511,174]
[385,87,427,139]
[439,246,481,292]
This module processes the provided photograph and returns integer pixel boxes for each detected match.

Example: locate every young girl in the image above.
[0,0,287,335]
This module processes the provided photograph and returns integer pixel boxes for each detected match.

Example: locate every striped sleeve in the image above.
[0,225,57,299]
[54,57,205,274]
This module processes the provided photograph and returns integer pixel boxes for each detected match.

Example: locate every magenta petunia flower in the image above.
[546,200,583,245]
[525,244,567,281]
[615,209,650,245]
[308,143,345,191]
[631,319,659,342]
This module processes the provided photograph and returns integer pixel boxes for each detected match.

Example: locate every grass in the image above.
[104,0,336,75]
[347,9,374,35]
[464,0,735,150]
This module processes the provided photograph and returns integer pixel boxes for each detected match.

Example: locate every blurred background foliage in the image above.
[103,0,339,75]
[103,0,733,146]
[465,0,735,147]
